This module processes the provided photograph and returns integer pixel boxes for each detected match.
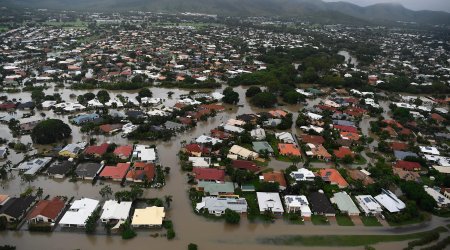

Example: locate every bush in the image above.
[404,232,440,250]
[167,228,176,240]
[120,221,137,240]
[245,86,262,97]
[224,209,240,224]
[188,243,198,250]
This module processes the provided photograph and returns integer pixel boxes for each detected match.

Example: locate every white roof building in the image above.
[306,112,323,120]
[131,206,165,228]
[100,200,132,223]
[290,168,315,181]
[424,186,450,208]
[275,132,296,144]
[250,127,266,140]
[188,157,211,168]
[196,197,247,215]
[196,135,222,145]
[331,191,360,216]
[17,157,52,176]
[223,124,245,134]
[228,145,259,160]
[284,195,311,217]
[355,195,383,215]
[300,125,324,133]
[59,198,99,227]
[256,192,284,214]
[419,146,440,156]
[374,189,405,213]
[133,145,157,162]
[87,98,104,108]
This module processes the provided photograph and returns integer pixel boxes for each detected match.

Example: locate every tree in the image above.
[31,119,71,144]
[164,195,173,209]
[138,88,153,99]
[250,92,277,108]
[282,91,303,104]
[167,228,176,240]
[224,209,240,224]
[222,87,239,104]
[96,90,110,104]
[120,221,137,239]
[245,86,262,97]
[35,187,43,200]
[164,167,171,175]
[21,174,36,187]
[31,89,45,102]
[85,208,101,234]
[99,185,113,200]
[188,243,198,250]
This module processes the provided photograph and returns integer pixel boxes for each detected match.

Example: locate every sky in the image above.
[323,0,450,12]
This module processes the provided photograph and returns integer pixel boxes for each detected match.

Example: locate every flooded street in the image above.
[0,86,441,250]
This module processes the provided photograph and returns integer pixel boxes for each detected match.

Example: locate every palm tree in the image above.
[164,195,173,209]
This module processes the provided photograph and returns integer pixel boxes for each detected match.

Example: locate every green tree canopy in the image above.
[31,119,71,144]
[245,86,262,97]
[250,92,277,108]
[97,90,110,103]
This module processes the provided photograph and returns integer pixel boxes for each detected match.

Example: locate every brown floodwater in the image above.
[0,85,420,250]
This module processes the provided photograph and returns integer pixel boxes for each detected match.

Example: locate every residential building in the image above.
[424,186,450,208]
[0,196,36,222]
[113,145,133,159]
[331,192,360,216]
[196,197,247,215]
[131,206,165,228]
[256,192,284,215]
[394,161,421,171]
[196,181,235,196]
[228,145,259,160]
[100,200,132,224]
[290,168,315,182]
[308,192,336,216]
[133,145,157,162]
[355,195,383,215]
[17,157,52,176]
[75,162,103,180]
[84,143,109,158]
[71,113,100,125]
[278,143,301,157]
[99,163,130,181]
[59,142,87,158]
[260,171,287,190]
[231,160,260,172]
[46,160,74,178]
[318,168,349,189]
[275,132,296,144]
[252,141,274,155]
[250,127,266,140]
[192,168,225,182]
[59,198,99,228]
[126,162,155,183]
[284,195,311,217]
[374,189,405,213]
[27,197,65,224]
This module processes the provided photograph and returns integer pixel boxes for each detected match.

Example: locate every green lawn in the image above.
[361,216,382,227]
[283,213,305,225]
[311,215,330,225]
[387,213,429,226]
[335,214,354,226]
[258,227,448,247]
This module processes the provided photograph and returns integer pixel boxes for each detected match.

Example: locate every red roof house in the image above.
[334,146,354,159]
[334,125,358,133]
[192,168,225,182]
[231,160,260,172]
[100,163,130,181]
[390,142,408,151]
[26,197,65,223]
[301,134,325,145]
[126,162,155,183]
[318,168,349,188]
[394,161,421,171]
[84,143,109,157]
[184,143,210,157]
[113,145,133,159]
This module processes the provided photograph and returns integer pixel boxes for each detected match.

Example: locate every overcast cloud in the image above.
[323,0,450,12]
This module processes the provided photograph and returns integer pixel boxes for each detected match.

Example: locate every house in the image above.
[284,195,311,217]
[132,145,157,162]
[59,198,99,228]
[393,168,421,182]
[394,161,421,171]
[340,131,360,141]
[424,187,450,208]
[334,146,354,159]
[263,118,282,127]
[231,160,260,172]
[75,162,103,180]
[305,143,331,160]
[84,143,109,158]
[19,120,40,134]
[46,160,74,178]
[228,145,259,160]
[275,132,296,144]
[100,200,132,224]
[27,197,65,224]
[390,142,408,151]
[99,124,123,134]
[252,141,274,155]
[17,101,35,110]
[419,146,440,156]
[188,157,211,168]
[192,168,225,182]
[308,192,336,216]
[374,189,405,213]
[290,168,315,182]
[0,196,36,222]
[99,163,130,181]
[256,192,284,215]
[0,147,6,159]
[196,135,222,145]
[164,121,186,131]
[260,171,287,190]
[278,144,301,157]
[210,129,232,140]
[355,195,383,215]
[196,181,235,196]
[394,150,418,160]
[196,197,247,215]
[113,145,133,159]
[318,168,349,189]
[126,162,155,183]
[331,192,360,216]
[59,142,87,158]
[347,169,374,186]
[17,157,52,176]
[131,206,165,228]
[71,113,100,125]
[250,127,266,140]
[0,195,10,206]
[333,125,358,133]
[300,134,325,145]
[223,124,245,134]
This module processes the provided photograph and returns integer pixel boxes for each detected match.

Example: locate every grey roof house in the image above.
[196,197,247,215]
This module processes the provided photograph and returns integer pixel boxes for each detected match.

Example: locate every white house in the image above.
[133,145,157,162]
[188,157,211,168]
[424,186,450,208]
[196,135,222,145]
[419,146,440,156]
[374,189,405,213]
[290,168,315,182]
[355,195,383,215]
[196,197,247,216]
[100,200,132,223]
[284,195,311,217]
[250,127,266,140]
[59,198,99,228]
[228,145,259,160]
[256,192,284,215]
[275,132,296,144]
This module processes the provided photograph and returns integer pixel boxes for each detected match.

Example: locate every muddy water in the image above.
[0,85,408,250]
[338,50,359,66]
